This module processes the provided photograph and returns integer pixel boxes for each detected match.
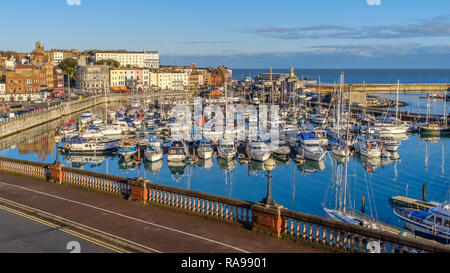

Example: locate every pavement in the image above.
[0,172,324,253]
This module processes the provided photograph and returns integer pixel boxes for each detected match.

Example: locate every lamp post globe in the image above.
[264,158,276,172]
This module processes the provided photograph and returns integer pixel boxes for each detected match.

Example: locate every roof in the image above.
[300,132,317,140]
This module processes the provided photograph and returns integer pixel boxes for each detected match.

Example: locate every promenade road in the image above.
[0,172,323,253]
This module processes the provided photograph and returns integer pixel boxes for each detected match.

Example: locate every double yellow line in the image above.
[0,204,130,253]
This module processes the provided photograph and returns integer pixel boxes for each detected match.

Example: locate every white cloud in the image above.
[366,0,381,6]
[66,0,81,6]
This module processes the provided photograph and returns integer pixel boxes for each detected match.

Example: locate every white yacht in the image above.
[354,139,382,158]
[79,111,95,124]
[248,140,271,162]
[167,140,188,162]
[99,124,123,136]
[373,131,401,152]
[144,139,163,162]
[197,140,213,159]
[62,136,119,154]
[217,139,237,160]
[331,142,350,157]
[272,140,291,160]
[295,132,327,161]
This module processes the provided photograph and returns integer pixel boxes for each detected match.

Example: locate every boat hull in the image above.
[197,149,213,159]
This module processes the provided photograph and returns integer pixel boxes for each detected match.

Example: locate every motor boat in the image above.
[247,140,271,162]
[373,131,401,152]
[295,132,327,161]
[197,140,213,159]
[61,136,119,154]
[272,140,291,160]
[117,138,139,159]
[393,203,450,244]
[144,139,163,162]
[354,139,382,158]
[217,139,237,160]
[167,140,188,162]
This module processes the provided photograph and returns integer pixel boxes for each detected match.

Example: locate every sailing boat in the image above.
[323,157,382,230]
[420,89,450,135]
[332,80,351,157]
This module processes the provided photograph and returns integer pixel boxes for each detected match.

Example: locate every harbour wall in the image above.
[0,91,195,139]
[307,83,450,94]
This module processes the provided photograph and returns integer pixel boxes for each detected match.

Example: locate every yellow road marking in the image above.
[0,204,130,253]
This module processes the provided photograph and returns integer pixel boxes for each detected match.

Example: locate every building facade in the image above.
[75,64,110,92]
[4,65,44,101]
[94,51,159,68]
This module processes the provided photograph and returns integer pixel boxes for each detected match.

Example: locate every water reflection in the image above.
[118,157,138,173]
[63,154,108,169]
[144,159,163,175]
[168,160,186,182]
[296,159,326,174]
[197,158,214,169]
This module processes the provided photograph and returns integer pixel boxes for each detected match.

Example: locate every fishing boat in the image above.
[393,204,450,244]
[247,140,271,162]
[295,132,327,161]
[217,139,237,160]
[61,136,119,154]
[144,139,163,162]
[197,140,213,159]
[420,123,450,135]
[167,140,188,162]
[117,138,139,159]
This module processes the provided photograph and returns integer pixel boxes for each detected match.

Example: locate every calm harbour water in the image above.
[0,109,449,230]
[0,69,449,231]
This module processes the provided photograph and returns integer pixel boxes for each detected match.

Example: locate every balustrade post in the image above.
[128,178,149,203]
[251,202,283,237]
[48,164,63,184]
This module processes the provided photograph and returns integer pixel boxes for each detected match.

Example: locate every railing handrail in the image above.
[144,180,253,208]
[280,208,450,253]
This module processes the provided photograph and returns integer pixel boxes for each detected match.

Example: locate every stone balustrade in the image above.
[0,155,448,253]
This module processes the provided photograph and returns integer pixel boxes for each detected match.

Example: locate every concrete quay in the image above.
[306,83,450,94]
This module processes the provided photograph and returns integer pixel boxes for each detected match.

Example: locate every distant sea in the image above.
[231,69,450,84]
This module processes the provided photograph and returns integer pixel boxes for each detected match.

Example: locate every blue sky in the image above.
[1,0,450,68]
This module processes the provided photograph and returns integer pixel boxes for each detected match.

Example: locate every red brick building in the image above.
[5,65,46,101]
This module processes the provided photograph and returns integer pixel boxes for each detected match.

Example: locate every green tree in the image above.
[97,59,121,68]
[59,57,77,80]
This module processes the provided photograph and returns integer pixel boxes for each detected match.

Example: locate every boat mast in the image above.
[396,80,399,125]
[426,92,430,125]
[346,84,352,149]
[444,89,447,127]
[343,156,348,213]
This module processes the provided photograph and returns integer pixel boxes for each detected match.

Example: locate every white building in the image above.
[51,52,65,65]
[154,71,188,90]
[0,83,5,95]
[94,51,159,68]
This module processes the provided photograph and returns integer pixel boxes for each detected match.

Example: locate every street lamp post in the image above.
[54,136,61,165]
[262,158,277,206]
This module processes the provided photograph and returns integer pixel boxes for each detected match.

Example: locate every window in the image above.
[444,220,450,228]
[436,217,442,226]
[427,215,435,223]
